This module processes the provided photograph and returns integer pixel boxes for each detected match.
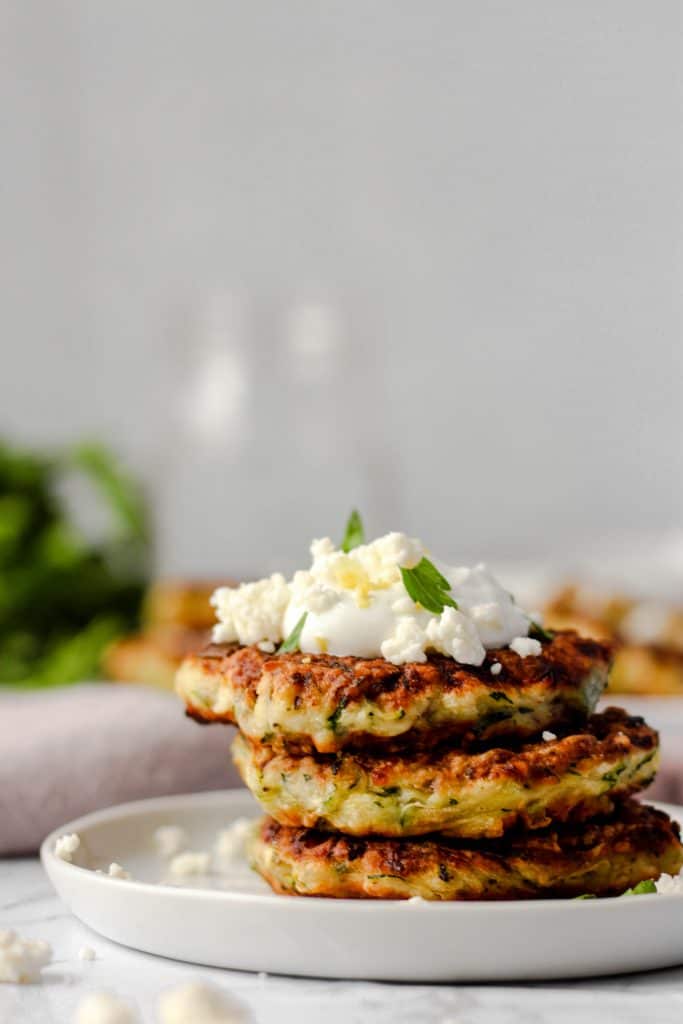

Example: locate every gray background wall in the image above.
[2,1,681,578]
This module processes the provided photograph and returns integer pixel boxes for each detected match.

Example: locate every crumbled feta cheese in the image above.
[0,930,52,983]
[107,863,131,880]
[157,981,247,1023]
[211,574,290,646]
[78,946,96,961]
[381,618,427,665]
[75,991,138,1024]
[655,873,683,895]
[210,532,536,666]
[490,662,502,676]
[54,833,81,862]
[214,819,253,863]
[425,607,486,666]
[406,896,429,905]
[154,825,188,859]
[168,851,210,877]
[542,731,557,742]
[509,637,542,658]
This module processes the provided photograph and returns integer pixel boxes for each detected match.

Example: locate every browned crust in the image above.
[255,801,683,900]
[180,630,612,752]
[234,708,659,838]
[242,706,657,792]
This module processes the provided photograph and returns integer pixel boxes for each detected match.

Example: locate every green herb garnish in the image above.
[400,557,458,615]
[327,695,348,733]
[277,612,308,654]
[622,879,657,896]
[341,509,365,552]
[529,621,554,643]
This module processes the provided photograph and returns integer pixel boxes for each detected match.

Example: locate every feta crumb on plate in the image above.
[0,930,52,983]
[509,636,542,658]
[158,981,247,1024]
[107,863,131,880]
[490,662,502,676]
[154,825,188,859]
[214,819,254,863]
[655,873,683,895]
[74,991,138,1024]
[168,851,211,877]
[54,833,81,862]
[542,730,557,742]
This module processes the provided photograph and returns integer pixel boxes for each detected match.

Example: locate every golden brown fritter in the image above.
[143,580,229,630]
[252,801,683,900]
[545,586,683,695]
[104,625,209,689]
[233,707,658,838]
[177,631,612,753]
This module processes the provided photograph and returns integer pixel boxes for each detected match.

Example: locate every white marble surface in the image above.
[3,858,683,1024]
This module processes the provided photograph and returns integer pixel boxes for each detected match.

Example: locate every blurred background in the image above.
[1,0,682,849]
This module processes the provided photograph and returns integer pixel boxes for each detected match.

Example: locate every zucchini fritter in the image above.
[233,708,658,838]
[177,630,611,753]
[252,801,683,900]
[545,586,683,695]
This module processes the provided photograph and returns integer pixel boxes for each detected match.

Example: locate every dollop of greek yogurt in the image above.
[211,532,535,666]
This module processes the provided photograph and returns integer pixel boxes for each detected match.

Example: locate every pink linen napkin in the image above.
[0,683,240,855]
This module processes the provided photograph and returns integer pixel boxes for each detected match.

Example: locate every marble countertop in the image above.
[3,858,683,1024]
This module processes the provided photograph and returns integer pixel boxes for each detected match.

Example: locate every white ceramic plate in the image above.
[41,790,683,982]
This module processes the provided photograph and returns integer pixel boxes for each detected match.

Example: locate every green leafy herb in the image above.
[327,695,348,733]
[490,691,514,704]
[573,893,597,900]
[400,557,458,615]
[341,509,365,552]
[622,879,657,896]
[277,612,308,654]
[529,621,554,643]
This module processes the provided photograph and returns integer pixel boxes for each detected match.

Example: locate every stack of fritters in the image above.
[177,630,683,899]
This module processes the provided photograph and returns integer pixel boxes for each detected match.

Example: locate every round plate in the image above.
[41,790,683,982]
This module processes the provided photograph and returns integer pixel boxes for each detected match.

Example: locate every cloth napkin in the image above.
[0,683,240,855]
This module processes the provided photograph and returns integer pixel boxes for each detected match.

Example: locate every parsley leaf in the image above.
[341,509,365,552]
[622,879,657,896]
[277,612,308,654]
[400,557,458,615]
[529,621,554,643]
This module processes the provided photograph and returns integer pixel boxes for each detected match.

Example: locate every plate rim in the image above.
[40,788,683,914]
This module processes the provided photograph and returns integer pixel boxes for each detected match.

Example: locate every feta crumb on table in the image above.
[74,991,138,1024]
[0,929,52,983]
[78,945,96,961]
[158,981,248,1023]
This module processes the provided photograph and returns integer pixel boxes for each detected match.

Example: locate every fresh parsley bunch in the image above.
[0,439,150,686]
